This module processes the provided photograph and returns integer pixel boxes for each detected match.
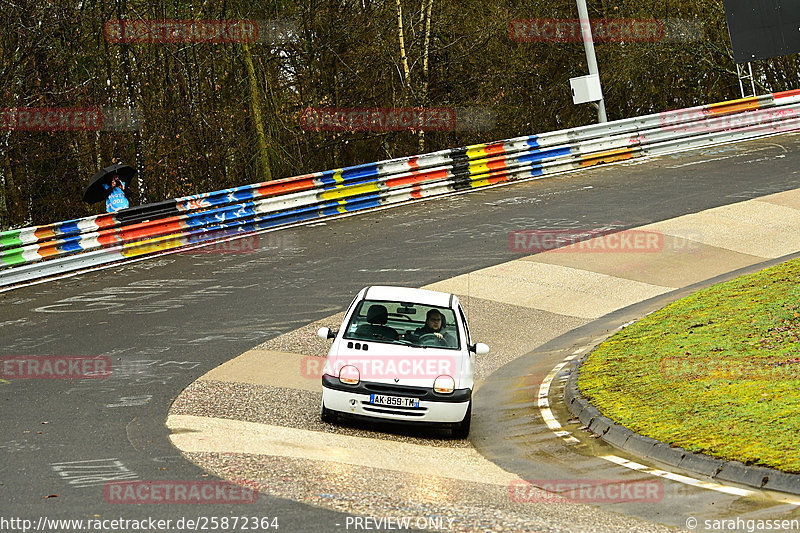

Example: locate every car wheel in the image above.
[321,404,336,424]
[452,403,471,438]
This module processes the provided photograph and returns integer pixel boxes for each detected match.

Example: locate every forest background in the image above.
[2,0,799,229]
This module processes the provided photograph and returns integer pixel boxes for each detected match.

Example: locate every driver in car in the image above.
[409,309,456,347]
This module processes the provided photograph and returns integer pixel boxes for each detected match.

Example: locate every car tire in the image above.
[452,403,471,438]
[321,404,336,424]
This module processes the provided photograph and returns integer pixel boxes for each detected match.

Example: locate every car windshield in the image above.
[343,299,460,349]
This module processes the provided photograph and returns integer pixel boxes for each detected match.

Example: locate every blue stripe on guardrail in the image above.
[519,146,573,163]
[60,239,85,253]
[54,220,83,237]
[343,164,380,181]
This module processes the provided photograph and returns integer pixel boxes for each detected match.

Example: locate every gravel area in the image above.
[170,380,472,448]
[185,452,676,533]
[456,296,588,378]
[167,292,649,530]
[255,313,346,357]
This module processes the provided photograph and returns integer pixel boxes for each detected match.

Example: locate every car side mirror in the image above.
[317,327,336,340]
[471,343,489,355]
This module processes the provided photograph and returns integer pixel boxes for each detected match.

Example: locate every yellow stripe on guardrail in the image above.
[320,181,380,201]
[121,233,188,257]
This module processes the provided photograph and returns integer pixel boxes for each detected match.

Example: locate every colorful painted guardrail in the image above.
[2,89,800,287]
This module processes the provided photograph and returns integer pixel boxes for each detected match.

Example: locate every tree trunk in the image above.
[242,41,273,182]
[418,0,434,152]
[116,0,147,203]
[396,0,412,90]
[0,138,10,229]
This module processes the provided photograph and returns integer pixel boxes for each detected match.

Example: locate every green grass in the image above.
[578,257,800,473]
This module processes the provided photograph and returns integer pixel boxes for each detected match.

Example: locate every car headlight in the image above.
[433,375,455,394]
[339,365,360,385]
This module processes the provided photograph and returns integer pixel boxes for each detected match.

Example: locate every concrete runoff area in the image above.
[167,187,800,530]
[6,135,800,532]
[427,261,672,320]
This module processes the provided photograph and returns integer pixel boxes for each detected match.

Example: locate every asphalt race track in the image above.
[2,134,800,532]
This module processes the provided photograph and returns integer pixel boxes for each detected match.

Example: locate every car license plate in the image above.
[369,394,419,408]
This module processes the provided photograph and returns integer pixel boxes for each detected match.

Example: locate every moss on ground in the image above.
[578,257,800,472]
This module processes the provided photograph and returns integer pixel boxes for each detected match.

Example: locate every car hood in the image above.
[325,342,470,389]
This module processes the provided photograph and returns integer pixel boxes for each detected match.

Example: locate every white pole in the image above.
[576,0,607,122]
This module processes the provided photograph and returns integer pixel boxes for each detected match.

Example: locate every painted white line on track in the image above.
[538,354,800,505]
[600,455,751,498]
[537,355,581,445]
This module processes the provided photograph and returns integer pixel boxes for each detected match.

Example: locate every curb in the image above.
[564,351,800,495]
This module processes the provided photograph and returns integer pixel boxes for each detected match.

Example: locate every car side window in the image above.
[458,305,471,345]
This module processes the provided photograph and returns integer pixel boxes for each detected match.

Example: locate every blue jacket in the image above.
[104,184,129,213]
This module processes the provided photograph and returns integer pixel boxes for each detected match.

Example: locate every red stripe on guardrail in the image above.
[256,175,317,197]
[118,217,184,241]
[386,169,449,188]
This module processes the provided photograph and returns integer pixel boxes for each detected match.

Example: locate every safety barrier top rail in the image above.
[2,89,799,287]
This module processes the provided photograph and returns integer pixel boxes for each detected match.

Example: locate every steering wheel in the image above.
[418,333,446,345]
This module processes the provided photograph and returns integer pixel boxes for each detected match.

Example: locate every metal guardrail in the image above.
[2,90,800,288]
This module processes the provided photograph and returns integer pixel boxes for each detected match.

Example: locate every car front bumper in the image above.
[322,375,470,423]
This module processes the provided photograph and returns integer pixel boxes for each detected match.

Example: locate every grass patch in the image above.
[578,257,800,473]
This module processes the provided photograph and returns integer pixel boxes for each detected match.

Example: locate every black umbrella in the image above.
[83,163,135,204]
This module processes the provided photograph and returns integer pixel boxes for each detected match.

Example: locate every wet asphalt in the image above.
[1,134,800,531]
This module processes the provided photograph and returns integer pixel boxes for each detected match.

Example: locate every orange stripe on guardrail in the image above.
[118,217,184,241]
[708,97,761,115]
[97,230,122,246]
[580,148,637,167]
[488,157,509,171]
[37,243,61,258]
[386,169,448,188]
[484,142,506,157]
[256,175,317,197]
[34,227,56,240]
[95,215,117,229]
[479,172,511,186]
[773,89,800,99]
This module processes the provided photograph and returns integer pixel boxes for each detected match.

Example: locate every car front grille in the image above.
[363,383,428,396]
[362,404,428,417]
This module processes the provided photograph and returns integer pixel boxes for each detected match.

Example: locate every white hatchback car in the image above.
[317,285,489,437]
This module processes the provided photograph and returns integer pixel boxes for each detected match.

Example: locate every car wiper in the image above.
[395,339,435,349]
[393,338,420,346]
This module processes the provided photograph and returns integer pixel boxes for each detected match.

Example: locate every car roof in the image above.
[362,285,454,308]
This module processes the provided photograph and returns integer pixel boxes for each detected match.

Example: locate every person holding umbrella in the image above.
[103,173,129,213]
[83,162,135,213]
